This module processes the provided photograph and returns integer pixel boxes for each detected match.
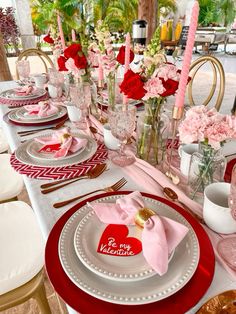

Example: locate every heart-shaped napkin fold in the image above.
[90,191,189,275]
[14,85,34,96]
[35,127,88,158]
[24,101,59,117]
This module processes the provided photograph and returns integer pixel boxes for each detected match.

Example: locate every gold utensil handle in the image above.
[178,201,205,224]
[41,175,87,189]
[53,189,102,208]
[41,177,87,194]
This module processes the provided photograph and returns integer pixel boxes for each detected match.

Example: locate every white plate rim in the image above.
[0,88,47,100]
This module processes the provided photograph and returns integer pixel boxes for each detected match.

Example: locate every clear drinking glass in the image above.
[108,104,137,166]
[69,83,91,130]
[16,60,30,83]
[48,69,64,100]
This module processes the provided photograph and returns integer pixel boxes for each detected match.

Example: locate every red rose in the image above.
[64,43,82,59]
[57,56,68,71]
[120,69,146,100]
[116,46,135,65]
[73,54,87,69]
[43,34,54,44]
[160,78,179,97]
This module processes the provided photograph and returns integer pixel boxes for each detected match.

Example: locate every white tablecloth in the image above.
[0,81,235,314]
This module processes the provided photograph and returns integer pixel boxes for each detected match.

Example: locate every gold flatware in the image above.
[53,177,127,208]
[197,290,236,313]
[41,164,107,194]
[18,119,66,136]
[163,187,205,224]
[89,126,103,137]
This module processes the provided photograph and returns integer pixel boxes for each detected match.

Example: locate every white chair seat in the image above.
[0,129,9,153]
[0,201,45,295]
[0,154,24,201]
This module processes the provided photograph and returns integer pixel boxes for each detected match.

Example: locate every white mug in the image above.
[103,124,120,150]
[178,143,198,176]
[33,74,47,89]
[203,182,236,234]
[64,102,81,122]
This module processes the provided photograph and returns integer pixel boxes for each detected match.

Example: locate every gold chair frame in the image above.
[0,269,51,313]
[187,55,225,111]
[16,48,54,80]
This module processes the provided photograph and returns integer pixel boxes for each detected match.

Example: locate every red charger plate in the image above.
[3,111,68,127]
[45,191,215,314]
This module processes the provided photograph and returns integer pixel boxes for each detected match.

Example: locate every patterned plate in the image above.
[0,88,47,100]
[15,106,58,120]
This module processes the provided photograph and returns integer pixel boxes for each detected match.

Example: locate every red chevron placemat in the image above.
[0,92,49,107]
[10,143,108,180]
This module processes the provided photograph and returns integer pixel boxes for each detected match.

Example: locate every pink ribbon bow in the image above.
[14,85,34,96]
[24,102,59,117]
[35,127,88,158]
[91,191,189,275]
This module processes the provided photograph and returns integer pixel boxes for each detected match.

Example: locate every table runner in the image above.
[89,115,236,280]
[10,143,108,180]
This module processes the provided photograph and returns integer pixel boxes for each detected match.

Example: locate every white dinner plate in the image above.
[8,106,67,124]
[26,137,86,161]
[15,107,58,120]
[74,210,174,282]
[59,193,200,305]
[0,88,47,100]
[15,132,97,167]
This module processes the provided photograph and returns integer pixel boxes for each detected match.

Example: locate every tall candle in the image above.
[124,32,131,74]
[174,1,199,108]
[71,29,76,42]
[123,33,131,105]
[57,13,66,51]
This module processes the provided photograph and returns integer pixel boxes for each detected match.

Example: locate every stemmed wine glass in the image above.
[108,104,136,166]
[16,60,30,84]
[69,82,91,130]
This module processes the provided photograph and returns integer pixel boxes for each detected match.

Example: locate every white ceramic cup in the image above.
[64,101,81,122]
[103,124,120,150]
[178,143,199,176]
[33,74,47,89]
[203,182,236,234]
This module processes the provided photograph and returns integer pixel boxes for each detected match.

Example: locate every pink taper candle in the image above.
[57,13,66,51]
[123,33,131,105]
[174,1,199,108]
[124,33,131,74]
[71,29,76,42]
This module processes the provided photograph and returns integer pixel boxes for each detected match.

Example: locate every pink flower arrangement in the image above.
[179,106,236,149]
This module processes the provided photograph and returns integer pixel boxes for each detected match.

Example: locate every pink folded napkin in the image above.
[35,127,88,158]
[24,101,59,117]
[14,85,34,96]
[90,191,189,275]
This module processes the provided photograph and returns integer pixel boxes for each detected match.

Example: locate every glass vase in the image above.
[81,75,99,118]
[137,97,169,165]
[107,72,116,109]
[188,142,226,200]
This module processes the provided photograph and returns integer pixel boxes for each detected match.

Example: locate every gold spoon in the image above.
[163,187,205,224]
[89,126,103,137]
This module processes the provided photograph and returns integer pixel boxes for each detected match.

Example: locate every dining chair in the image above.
[187,55,225,111]
[0,201,51,313]
[0,128,9,153]
[0,154,24,203]
[16,48,54,80]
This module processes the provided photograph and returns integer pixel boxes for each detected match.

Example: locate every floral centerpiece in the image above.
[179,105,236,198]
[119,28,183,164]
[93,21,134,109]
[43,33,63,68]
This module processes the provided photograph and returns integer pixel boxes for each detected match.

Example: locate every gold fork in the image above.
[53,177,127,208]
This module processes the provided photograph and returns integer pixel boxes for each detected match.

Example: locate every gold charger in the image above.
[197,290,236,313]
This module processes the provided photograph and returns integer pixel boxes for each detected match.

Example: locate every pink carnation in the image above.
[143,77,165,100]
[156,63,180,81]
